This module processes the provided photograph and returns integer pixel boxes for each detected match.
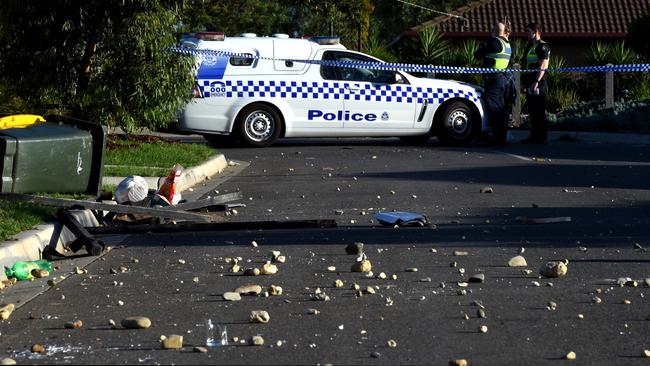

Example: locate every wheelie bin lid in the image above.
[0,115,45,130]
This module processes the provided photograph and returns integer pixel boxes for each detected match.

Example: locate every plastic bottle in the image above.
[205,319,228,347]
[4,259,53,281]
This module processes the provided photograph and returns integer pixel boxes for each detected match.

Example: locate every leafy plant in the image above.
[413,26,449,64]
[364,33,398,63]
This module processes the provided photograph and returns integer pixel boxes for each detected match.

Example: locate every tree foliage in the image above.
[0,0,195,131]
[627,12,650,61]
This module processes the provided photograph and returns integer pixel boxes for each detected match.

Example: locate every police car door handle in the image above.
[345,85,361,92]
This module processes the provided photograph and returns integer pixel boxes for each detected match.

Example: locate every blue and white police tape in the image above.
[167,46,650,74]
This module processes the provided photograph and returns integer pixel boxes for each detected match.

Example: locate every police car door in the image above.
[323,51,416,131]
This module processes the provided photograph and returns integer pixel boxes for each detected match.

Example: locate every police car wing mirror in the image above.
[285,60,294,68]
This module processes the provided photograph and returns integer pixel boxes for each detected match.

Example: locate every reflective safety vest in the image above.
[486,37,512,70]
[526,40,549,69]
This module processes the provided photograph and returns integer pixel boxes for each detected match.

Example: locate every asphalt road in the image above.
[0,137,648,365]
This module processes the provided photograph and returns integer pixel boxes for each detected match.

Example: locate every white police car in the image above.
[177,32,487,147]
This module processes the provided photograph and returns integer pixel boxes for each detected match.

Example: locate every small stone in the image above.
[162,335,183,350]
[577,314,584,319]
[0,304,15,320]
[0,358,16,365]
[327,266,337,272]
[64,319,83,329]
[420,277,432,282]
[250,310,270,324]
[109,319,116,327]
[223,292,242,301]
[480,187,493,193]
[468,273,485,283]
[346,243,364,255]
[387,339,397,348]
[74,266,85,275]
[178,259,186,264]
[307,308,320,315]
[365,286,376,295]
[479,325,488,333]
[645,278,650,287]
[269,285,283,296]
[244,268,261,276]
[508,255,527,267]
[235,284,263,295]
[522,269,533,275]
[194,346,208,353]
[261,263,278,275]
[643,349,650,358]
[251,335,265,346]
[371,351,382,358]
[351,260,372,273]
[275,255,286,263]
[377,272,387,279]
[334,279,344,288]
[351,283,361,291]
[231,264,241,273]
[457,282,468,288]
[31,269,49,278]
[565,351,576,360]
[477,309,487,318]
[449,359,468,366]
[623,299,631,305]
[251,240,258,247]
[547,301,558,311]
[121,316,152,329]
[405,267,418,272]
[539,261,568,278]
[592,296,602,304]
[31,344,45,353]
[192,277,200,283]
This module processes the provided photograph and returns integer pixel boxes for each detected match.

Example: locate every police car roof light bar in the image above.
[308,36,340,45]
[196,32,225,41]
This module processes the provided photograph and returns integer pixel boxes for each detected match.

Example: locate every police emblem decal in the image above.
[381,112,389,121]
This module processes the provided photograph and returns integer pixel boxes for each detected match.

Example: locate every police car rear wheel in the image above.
[436,102,475,145]
[237,105,282,147]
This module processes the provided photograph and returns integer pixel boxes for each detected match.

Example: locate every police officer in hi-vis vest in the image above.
[474,21,512,146]
[521,22,550,144]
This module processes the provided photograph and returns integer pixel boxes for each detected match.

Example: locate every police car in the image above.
[177,32,487,147]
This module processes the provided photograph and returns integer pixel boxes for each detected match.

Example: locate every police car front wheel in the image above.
[436,101,476,145]
[236,104,282,147]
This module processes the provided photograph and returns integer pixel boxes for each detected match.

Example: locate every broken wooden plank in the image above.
[0,193,213,222]
[87,219,338,235]
[166,192,242,211]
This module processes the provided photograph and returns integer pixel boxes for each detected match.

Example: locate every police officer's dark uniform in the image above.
[474,34,512,145]
[522,37,551,143]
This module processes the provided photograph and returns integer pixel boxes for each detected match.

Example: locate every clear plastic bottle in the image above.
[5,259,53,281]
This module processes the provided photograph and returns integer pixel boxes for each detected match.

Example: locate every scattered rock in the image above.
[250,310,270,324]
[31,269,49,278]
[261,263,278,275]
[307,308,320,315]
[547,301,558,311]
[449,360,468,366]
[251,335,265,346]
[479,325,488,333]
[623,299,632,305]
[419,277,432,282]
[480,187,493,193]
[64,320,83,329]
[508,255,527,267]
[351,260,372,273]
[365,286,376,295]
[231,264,241,273]
[236,284,263,295]
[645,278,650,287]
[453,251,469,256]
[477,309,487,318]
[31,344,45,353]
[532,281,541,287]
[121,316,152,329]
[539,260,568,278]
[334,279,344,288]
[269,285,283,296]
[468,273,485,283]
[223,292,242,301]
[162,335,183,350]
[405,267,418,272]
[371,351,382,358]
[643,349,650,358]
[565,351,577,360]
[0,358,16,365]
[387,339,397,348]
[592,296,602,304]
[346,243,364,255]
[244,268,261,276]
[327,266,337,272]
[0,304,15,320]
[194,346,208,353]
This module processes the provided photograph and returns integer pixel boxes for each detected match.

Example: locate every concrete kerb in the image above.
[0,153,229,280]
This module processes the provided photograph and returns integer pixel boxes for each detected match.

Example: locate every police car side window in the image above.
[335,52,396,84]
[230,54,255,66]
[320,52,339,80]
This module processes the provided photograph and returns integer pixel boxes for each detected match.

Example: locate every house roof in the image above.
[407,0,650,38]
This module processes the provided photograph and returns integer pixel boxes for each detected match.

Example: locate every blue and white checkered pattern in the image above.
[200,80,480,104]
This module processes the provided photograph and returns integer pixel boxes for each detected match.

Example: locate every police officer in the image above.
[474,21,512,146]
[521,22,550,144]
